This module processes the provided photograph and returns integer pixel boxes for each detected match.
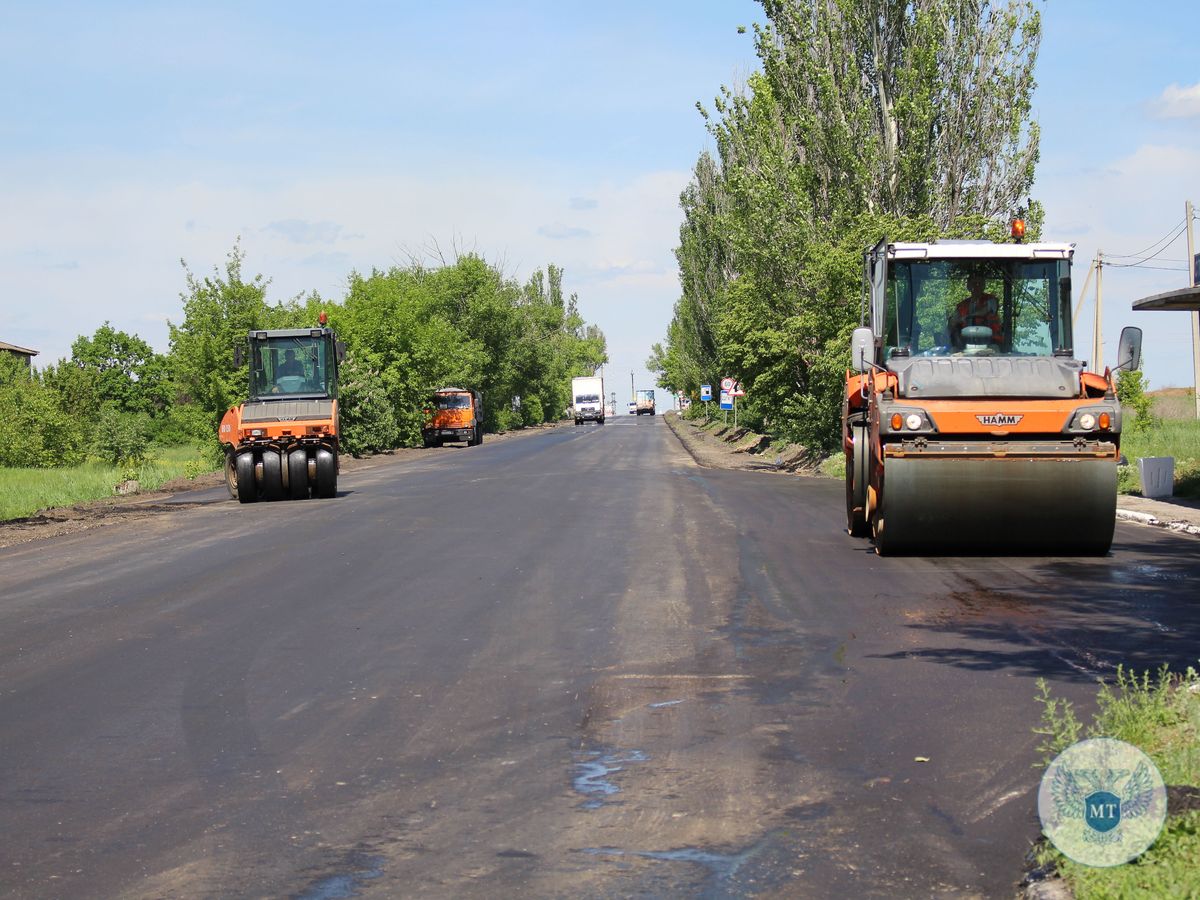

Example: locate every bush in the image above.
[1117,369,1156,433]
[0,358,86,467]
[338,357,399,456]
[93,407,150,466]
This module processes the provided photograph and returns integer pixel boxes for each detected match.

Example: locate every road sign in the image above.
[731,382,745,397]
[719,390,733,410]
[700,383,712,401]
[720,377,734,391]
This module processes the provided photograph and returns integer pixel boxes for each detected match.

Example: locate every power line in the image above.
[1103,219,1187,261]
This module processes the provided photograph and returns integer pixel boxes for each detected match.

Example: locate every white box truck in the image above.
[571,375,605,425]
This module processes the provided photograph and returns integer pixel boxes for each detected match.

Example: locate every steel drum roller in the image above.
[874,456,1117,554]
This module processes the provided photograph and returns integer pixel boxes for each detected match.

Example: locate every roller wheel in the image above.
[846,423,870,537]
[224,452,239,500]
[235,452,257,503]
[314,448,337,499]
[287,449,309,500]
[260,451,284,501]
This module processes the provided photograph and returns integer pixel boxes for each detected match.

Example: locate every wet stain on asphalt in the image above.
[571,748,649,809]
[577,830,798,898]
[293,851,384,900]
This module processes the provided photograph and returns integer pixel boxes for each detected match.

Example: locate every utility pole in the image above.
[630,370,635,403]
[1093,251,1104,371]
[1187,199,1199,419]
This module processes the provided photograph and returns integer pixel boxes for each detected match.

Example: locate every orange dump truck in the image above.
[219,320,344,502]
[843,233,1142,555]
[422,388,483,447]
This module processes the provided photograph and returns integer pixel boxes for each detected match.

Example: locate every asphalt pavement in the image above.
[1,416,1197,898]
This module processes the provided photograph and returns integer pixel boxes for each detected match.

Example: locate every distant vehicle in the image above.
[628,401,636,414]
[636,389,656,416]
[423,388,483,447]
[572,375,605,425]
[219,317,344,503]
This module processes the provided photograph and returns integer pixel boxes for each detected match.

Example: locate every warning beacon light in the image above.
[1010,217,1027,241]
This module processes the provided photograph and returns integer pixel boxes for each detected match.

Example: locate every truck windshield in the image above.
[434,394,471,409]
[249,336,335,399]
[884,258,1072,360]
[575,394,600,403]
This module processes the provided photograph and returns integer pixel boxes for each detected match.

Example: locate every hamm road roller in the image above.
[843,229,1142,554]
[219,316,345,502]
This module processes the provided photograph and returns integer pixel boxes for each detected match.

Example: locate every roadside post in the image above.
[730,382,745,428]
[719,389,733,424]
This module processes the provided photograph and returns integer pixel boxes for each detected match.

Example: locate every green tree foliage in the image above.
[168,241,306,442]
[92,407,150,466]
[1116,368,1156,433]
[68,322,170,417]
[337,356,400,456]
[0,353,86,467]
[652,0,1042,450]
[337,255,606,443]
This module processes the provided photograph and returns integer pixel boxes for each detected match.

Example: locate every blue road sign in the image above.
[700,383,712,401]
[719,390,733,410]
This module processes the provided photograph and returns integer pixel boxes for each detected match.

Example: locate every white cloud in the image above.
[537,223,593,240]
[262,219,343,244]
[569,196,598,210]
[0,168,691,394]
[1151,82,1200,119]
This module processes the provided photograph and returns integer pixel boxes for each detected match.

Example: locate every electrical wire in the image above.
[1104,218,1186,260]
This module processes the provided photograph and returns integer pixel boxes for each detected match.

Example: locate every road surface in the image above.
[2,416,1197,897]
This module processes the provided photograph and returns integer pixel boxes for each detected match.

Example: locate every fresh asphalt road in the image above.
[2,417,1198,898]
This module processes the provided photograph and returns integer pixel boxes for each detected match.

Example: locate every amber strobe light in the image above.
[1011,218,1027,241]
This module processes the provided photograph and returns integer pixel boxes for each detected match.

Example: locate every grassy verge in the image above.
[1119,419,1200,500]
[1033,666,1200,897]
[0,445,218,521]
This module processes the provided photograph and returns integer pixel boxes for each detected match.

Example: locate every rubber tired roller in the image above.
[843,228,1143,555]
[219,315,345,503]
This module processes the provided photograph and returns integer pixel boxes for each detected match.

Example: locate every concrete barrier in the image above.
[1138,457,1175,499]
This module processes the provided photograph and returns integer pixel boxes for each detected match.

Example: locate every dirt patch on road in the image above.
[664,412,827,477]
[0,424,565,549]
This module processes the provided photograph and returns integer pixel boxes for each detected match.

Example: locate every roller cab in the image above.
[843,233,1142,555]
[219,319,345,502]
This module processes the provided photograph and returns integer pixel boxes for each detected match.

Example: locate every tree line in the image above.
[648,0,1043,451]
[0,246,607,468]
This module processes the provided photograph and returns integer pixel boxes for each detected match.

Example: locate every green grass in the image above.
[0,445,219,521]
[1033,667,1200,898]
[1119,419,1200,499]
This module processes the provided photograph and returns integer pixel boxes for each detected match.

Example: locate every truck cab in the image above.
[423,388,483,447]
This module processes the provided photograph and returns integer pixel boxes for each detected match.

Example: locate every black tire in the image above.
[314,448,337,498]
[261,450,285,501]
[422,434,434,448]
[235,451,257,503]
[287,449,309,500]
[475,425,483,445]
[846,423,870,537]
[224,452,239,500]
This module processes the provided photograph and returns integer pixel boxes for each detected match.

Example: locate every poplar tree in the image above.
[653,0,1042,449]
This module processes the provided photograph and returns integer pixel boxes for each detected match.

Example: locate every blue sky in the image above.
[2,1,1198,397]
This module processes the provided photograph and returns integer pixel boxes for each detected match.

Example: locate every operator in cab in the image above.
[950,273,1001,349]
[277,349,305,378]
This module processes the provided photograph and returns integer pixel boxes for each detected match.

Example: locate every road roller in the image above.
[218,315,344,503]
[843,227,1142,555]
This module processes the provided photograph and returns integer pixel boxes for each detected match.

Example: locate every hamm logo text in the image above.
[977,413,1023,427]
